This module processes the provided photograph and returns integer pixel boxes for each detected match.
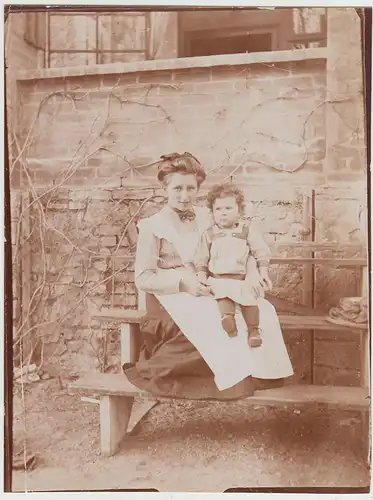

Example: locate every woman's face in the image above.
[165,173,199,211]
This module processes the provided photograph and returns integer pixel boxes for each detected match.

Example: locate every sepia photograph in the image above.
[4,4,371,493]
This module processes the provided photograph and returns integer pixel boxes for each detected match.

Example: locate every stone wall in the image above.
[10,42,367,384]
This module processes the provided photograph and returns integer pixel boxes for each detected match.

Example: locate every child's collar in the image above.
[215,220,242,230]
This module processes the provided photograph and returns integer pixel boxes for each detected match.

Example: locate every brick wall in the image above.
[15,56,328,187]
[11,47,367,383]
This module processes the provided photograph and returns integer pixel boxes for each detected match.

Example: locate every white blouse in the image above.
[135,205,213,295]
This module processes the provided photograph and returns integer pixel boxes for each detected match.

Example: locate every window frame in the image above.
[24,12,46,49]
[25,11,151,68]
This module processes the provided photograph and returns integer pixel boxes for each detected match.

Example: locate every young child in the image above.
[194,183,272,347]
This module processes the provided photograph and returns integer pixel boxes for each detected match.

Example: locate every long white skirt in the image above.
[156,292,294,391]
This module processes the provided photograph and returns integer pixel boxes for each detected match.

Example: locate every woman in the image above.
[123,152,293,400]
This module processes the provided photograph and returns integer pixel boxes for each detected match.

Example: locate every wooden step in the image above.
[68,373,370,410]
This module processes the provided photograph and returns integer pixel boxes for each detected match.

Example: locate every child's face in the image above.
[212,196,241,228]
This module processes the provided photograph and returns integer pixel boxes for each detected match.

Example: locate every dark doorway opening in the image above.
[188,32,273,57]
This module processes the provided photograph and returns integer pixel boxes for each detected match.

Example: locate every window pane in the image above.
[49,14,96,50]
[98,52,145,64]
[292,8,326,34]
[98,14,146,51]
[49,52,97,68]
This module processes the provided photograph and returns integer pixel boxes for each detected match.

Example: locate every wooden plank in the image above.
[250,385,370,410]
[93,309,368,332]
[100,395,134,456]
[69,374,369,409]
[270,258,367,267]
[138,290,146,310]
[68,372,146,397]
[303,190,315,384]
[101,255,368,265]
[360,264,368,298]
[301,191,314,308]
[81,396,100,404]
[120,323,140,365]
[127,399,159,434]
[272,242,365,252]
[358,265,369,390]
[280,315,368,331]
[93,308,145,323]
[360,328,370,389]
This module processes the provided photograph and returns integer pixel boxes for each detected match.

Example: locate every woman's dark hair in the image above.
[206,183,245,213]
[157,152,206,186]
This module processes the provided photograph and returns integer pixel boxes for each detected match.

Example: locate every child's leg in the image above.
[217,298,238,337]
[241,305,262,347]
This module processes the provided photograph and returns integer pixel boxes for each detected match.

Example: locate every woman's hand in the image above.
[180,275,212,296]
[259,267,273,292]
[196,271,208,286]
[251,280,264,299]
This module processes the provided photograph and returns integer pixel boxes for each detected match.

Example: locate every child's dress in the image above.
[194,221,270,306]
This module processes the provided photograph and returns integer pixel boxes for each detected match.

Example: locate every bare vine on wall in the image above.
[10,67,365,376]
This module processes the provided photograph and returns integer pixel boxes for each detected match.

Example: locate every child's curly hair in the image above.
[206,183,245,213]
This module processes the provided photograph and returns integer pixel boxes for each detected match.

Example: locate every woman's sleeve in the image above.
[135,220,182,295]
[194,231,210,274]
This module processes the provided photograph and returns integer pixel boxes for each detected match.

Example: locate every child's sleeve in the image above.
[247,224,271,269]
[194,230,211,275]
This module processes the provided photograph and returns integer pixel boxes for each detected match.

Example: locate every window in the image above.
[24,8,327,68]
[178,8,327,56]
[25,11,150,68]
[290,7,327,48]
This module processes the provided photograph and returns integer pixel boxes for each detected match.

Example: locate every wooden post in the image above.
[302,189,316,384]
[138,290,146,311]
[359,264,370,466]
[99,395,134,456]
[301,190,314,307]
[120,290,145,365]
[360,265,369,389]
[121,323,140,365]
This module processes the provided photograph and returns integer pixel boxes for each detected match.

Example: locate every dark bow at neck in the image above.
[173,208,196,221]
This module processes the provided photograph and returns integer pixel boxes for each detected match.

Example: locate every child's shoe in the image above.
[248,327,262,347]
[221,314,238,337]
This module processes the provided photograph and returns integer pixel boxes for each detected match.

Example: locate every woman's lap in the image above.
[123,295,255,399]
[155,293,293,389]
[123,293,291,399]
